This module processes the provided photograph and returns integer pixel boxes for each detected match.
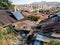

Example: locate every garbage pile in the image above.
[15,12,60,45]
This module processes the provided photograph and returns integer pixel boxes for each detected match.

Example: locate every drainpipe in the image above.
[14,5,16,12]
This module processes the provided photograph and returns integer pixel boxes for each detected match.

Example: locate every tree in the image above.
[0,0,12,9]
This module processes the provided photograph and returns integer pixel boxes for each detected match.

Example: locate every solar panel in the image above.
[12,12,24,20]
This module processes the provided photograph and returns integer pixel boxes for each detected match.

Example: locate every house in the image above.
[38,13,48,20]
[22,11,31,16]
[0,10,24,27]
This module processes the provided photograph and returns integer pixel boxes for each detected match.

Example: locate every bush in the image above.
[27,15,40,21]
[44,40,60,45]
[6,25,14,34]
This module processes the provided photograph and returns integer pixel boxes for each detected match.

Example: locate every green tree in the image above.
[0,0,12,9]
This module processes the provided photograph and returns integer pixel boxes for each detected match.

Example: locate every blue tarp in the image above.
[34,40,43,45]
[34,33,60,45]
[56,12,60,17]
[38,33,60,39]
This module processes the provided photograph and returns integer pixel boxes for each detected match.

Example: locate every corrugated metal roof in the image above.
[0,10,17,25]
